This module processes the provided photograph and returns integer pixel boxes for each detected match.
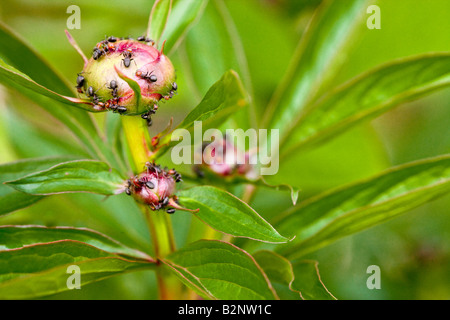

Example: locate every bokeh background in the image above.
[0,0,449,299]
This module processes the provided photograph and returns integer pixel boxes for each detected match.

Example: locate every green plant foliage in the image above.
[0,240,155,299]
[0,0,448,301]
[163,240,277,300]
[272,155,450,258]
[5,160,126,196]
[0,156,78,216]
[178,186,290,243]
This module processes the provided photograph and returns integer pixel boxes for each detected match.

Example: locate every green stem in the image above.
[121,115,182,299]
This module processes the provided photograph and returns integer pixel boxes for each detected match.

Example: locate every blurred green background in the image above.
[0,0,449,299]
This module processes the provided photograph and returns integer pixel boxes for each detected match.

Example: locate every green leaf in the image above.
[0,156,78,216]
[0,240,155,299]
[290,260,337,300]
[263,0,369,138]
[177,186,290,243]
[177,70,248,131]
[273,154,450,259]
[0,22,108,161]
[147,0,173,46]
[282,53,450,155]
[0,20,73,96]
[115,65,143,112]
[253,250,294,288]
[0,225,152,261]
[0,57,100,113]
[253,251,336,300]
[5,160,126,196]
[162,0,209,55]
[162,240,277,300]
[153,70,248,159]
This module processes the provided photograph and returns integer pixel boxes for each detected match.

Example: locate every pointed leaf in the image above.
[0,156,78,216]
[253,250,294,289]
[282,53,450,155]
[0,240,155,299]
[177,186,291,243]
[147,0,173,46]
[5,160,126,196]
[177,70,248,131]
[263,0,369,138]
[0,225,152,261]
[153,70,248,159]
[162,240,277,300]
[274,155,450,259]
[0,23,105,158]
[0,57,100,113]
[0,20,73,95]
[290,260,336,300]
[253,251,336,300]
[162,0,209,55]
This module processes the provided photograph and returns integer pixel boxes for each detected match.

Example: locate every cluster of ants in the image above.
[92,35,154,62]
[125,162,183,213]
[74,35,177,125]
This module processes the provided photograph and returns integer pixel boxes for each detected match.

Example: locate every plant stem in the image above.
[121,115,182,299]
[121,115,152,172]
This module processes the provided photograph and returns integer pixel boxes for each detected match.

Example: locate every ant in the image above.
[92,47,104,60]
[168,168,182,183]
[86,86,95,97]
[86,86,102,105]
[141,108,156,127]
[121,49,135,68]
[125,180,132,195]
[137,36,155,45]
[75,73,85,93]
[116,106,127,114]
[136,70,157,85]
[107,79,119,98]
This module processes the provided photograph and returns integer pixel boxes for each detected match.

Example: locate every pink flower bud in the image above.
[194,136,255,178]
[76,37,177,116]
[125,162,196,214]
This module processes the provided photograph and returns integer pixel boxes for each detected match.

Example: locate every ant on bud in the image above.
[75,72,85,93]
[122,49,135,68]
[107,79,119,98]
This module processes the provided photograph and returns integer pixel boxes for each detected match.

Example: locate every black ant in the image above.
[93,47,104,60]
[86,86,95,97]
[141,109,156,127]
[116,106,127,114]
[75,73,85,93]
[137,36,155,45]
[168,168,182,183]
[160,197,169,207]
[121,49,135,68]
[136,70,158,83]
[145,181,155,189]
[125,180,132,195]
[107,80,119,98]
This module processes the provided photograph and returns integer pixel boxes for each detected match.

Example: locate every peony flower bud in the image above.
[76,37,177,116]
[193,135,256,179]
[125,162,195,214]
